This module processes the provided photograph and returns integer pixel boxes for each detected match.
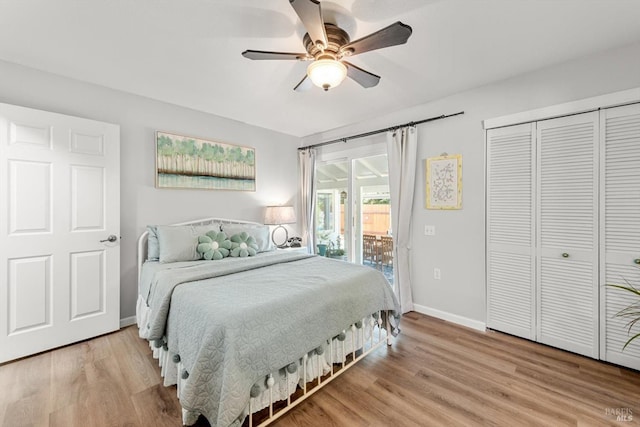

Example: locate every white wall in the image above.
[4,40,640,327]
[303,42,640,326]
[0,59,301,320]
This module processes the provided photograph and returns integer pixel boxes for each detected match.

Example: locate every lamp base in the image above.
[271,225,289,248]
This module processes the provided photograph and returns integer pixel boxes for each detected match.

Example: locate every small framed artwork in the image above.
[425,154,462,209]
[156,131,256,191]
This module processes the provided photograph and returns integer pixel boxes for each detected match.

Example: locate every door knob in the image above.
[634,258,640,265]
[561,253,569,258]
[100,235,118,243]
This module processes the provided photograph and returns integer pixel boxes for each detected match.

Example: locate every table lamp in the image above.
[264,205,296,248]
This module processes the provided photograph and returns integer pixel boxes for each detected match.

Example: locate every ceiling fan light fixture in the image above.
[307,58,347,91]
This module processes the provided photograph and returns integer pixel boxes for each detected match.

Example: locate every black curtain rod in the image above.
[298,111,464,151]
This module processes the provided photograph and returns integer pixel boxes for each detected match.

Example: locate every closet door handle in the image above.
[634,258,640,265]
[561,253,569,258]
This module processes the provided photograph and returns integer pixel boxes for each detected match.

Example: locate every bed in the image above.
[136,218,400,427]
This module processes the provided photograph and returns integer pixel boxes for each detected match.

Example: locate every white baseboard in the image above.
[120,316,137,328]
[412,304,486,332]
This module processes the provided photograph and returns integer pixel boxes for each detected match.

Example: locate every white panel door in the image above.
[486,123,536,339]
[0,103,120,363]
[599,103,640,370]
[536,112,599,358]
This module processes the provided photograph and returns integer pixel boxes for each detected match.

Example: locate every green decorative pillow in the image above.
[197,231,231,260]
[229,232,259,257]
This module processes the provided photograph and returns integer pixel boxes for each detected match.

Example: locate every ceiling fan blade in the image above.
[344,61,380,88]
[341,21,412,56]
[289,0,328,48]
[242,50,309,61]
[293,75,313,92]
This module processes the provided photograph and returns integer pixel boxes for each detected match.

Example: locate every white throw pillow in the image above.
[156,224,221,263]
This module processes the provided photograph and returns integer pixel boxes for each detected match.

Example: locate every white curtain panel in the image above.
[298,148,317,254]
[386,127,417,313]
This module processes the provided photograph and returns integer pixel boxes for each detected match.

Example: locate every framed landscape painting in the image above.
[155,131,256,191]
[425,154,462,209]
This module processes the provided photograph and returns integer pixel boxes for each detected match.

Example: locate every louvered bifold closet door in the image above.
[486,123,535,339]
[536,112,599,358]
[600,103,640,370]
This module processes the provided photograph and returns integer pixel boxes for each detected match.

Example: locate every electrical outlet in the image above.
[424,225,435,236]
[434,268,441,280]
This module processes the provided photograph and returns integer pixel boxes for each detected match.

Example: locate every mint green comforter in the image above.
[139,251,399,427]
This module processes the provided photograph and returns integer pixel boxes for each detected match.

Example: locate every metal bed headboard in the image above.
[136,217,263,284]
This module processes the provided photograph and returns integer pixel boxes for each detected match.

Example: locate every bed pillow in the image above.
[229,232,259,257]
[147,225,160,261]
[197,231,232,260]
[156,224,221,263]
[221,224,273,252]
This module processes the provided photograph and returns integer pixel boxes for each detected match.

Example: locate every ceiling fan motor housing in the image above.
[303,23,352,60]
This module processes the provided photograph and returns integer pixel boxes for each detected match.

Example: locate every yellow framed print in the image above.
[426,154,462,209]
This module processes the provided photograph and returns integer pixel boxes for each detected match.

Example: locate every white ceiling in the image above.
[1,0,640,138]
[317,153,389,184]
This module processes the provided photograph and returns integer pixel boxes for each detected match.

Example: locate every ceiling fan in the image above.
[241,0,412,92]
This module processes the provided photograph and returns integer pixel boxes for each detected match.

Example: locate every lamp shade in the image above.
[307,59,347,91]
[264,205,296,225]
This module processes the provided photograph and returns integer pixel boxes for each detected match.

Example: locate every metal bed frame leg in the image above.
[351,324,357,361]
[302,353,308,394]
[330,339,334,376]
[341,332,346,368]
[267,374,274,419]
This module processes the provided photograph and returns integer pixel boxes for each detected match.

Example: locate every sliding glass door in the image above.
[315,150,393,283]
[315,159,349,259]
[353,155,393,284]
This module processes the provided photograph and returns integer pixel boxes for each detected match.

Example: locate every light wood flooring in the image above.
[1,312,639,426]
